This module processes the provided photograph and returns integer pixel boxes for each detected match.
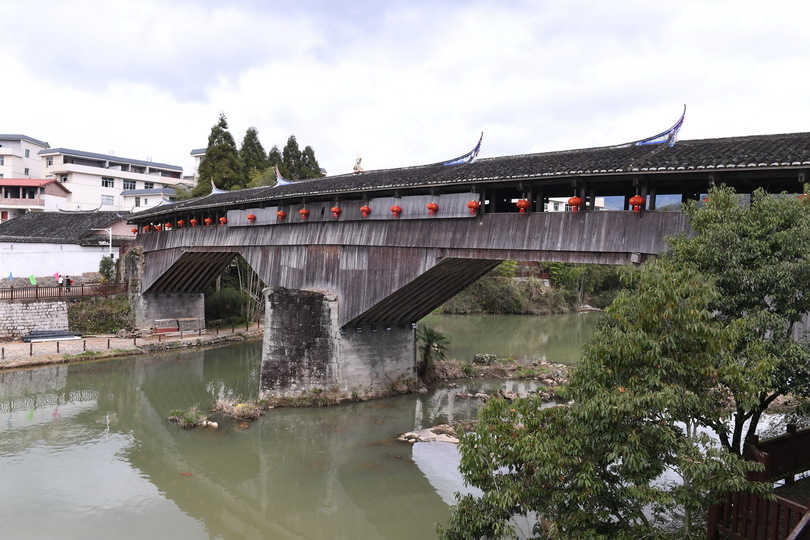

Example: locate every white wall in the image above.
[0,242,116,279]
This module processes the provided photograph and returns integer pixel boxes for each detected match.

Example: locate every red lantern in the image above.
[629,195,646,214]
[164,222,172,230]
[219,217,227,225]
[144,225,152,232]
[131,228,138,234]
[246,214,256,223]
[190,219,198,227]
[390,205,402,219]
[568,196,583,214]
[799,194,808,203]
[516,199,530,214]
[204,218,213,226]
[466,200,480,214]
[277,211,286,221]
[299,208,309,219]
[177,220,185,228]
[331,206,342,219]
[155,224,162,232]
[426,202,439,216]
[360,205,371,218]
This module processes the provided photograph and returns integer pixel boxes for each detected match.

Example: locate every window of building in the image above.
[46,157,53,167]
[553,202,560,211]
[100,195,114,206]
[143,198,149,205]
[24,168,29,176]
[134,197,141,207]
[123,179,136,190]
[24,149,30,158]
[144,181,154,189]
[60,175,68,182]
[101,177,115,188]
[0,157,4,166]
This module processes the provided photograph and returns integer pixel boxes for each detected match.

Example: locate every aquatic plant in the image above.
[168,405,208,428]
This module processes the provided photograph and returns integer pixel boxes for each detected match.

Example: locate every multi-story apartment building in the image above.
[39,148,185,212]
[0,134,49,179]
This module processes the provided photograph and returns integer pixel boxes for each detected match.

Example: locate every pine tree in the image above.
[281,135,303,180]
[300,145,322,179]
[193,113,243,197]
[267,145,287,182]
[239,127,268,177]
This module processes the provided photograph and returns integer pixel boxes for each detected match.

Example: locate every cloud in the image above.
[4,0,810,178]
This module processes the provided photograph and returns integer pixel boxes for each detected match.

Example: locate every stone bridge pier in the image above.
[260,287,416,401]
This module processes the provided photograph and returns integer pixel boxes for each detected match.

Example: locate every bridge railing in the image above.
[0,283,128,300]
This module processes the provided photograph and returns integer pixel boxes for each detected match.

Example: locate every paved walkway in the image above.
[0,324,264,370]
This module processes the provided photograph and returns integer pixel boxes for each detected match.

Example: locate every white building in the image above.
[0,211,134,278]
[39,148,185,212]
[190,147,206,180]
[0,134,50,179]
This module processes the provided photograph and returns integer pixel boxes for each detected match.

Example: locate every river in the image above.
[0,313,599,539]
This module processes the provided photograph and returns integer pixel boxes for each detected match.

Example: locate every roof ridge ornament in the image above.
[443,132,483,166]
[274,165,292,186]
[632,105,686,148]
[210,179,227,194]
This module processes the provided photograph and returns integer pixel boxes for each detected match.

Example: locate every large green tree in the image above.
[439,261,767,539]
[193,113,243,197]
[666,185,810,454]
[441,185,810,538]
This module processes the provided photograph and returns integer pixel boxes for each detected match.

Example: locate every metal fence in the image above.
[0,283,127,300]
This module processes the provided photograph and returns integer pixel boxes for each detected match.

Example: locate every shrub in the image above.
[67,296,133,334]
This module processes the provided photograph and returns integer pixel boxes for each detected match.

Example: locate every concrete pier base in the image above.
[131,292,205,330]
[260,287,417,401]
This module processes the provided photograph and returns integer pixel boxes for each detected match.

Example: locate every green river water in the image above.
[0,313,599,539]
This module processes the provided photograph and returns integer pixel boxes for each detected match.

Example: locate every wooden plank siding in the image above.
[136,210,689,327]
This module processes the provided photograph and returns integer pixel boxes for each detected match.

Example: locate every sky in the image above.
[4,0,810,177]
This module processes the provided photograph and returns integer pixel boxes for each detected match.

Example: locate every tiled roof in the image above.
[0,211,130,244]
[0,178,71,194]
[37,148,182,172]
[134,132,810,219]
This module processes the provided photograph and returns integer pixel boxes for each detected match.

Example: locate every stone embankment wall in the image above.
[0,300,69,340]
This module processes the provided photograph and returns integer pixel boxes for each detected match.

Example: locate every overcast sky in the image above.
[4,0,810,177]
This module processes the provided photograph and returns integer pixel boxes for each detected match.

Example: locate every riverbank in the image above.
[0,324,264,371]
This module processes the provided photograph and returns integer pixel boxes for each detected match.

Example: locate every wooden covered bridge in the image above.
[127,130,810,400]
